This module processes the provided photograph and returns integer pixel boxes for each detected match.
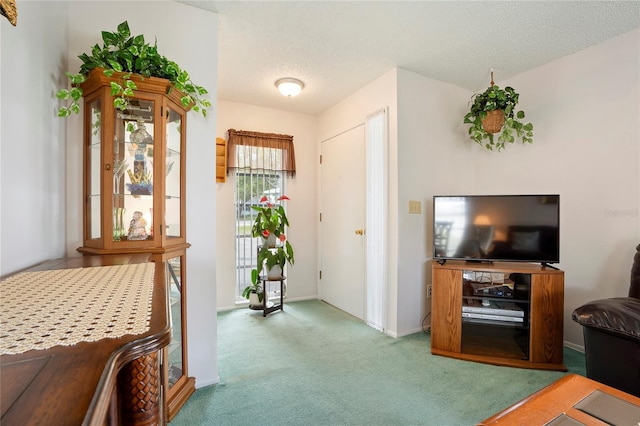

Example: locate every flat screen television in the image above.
[433,195,559,264]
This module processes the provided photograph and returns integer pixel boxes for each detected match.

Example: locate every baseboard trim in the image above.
[563,341,584,353]
[396,327,425,337]
[219,295,319,313]
[283,295,318,302]
[195,375,220,389]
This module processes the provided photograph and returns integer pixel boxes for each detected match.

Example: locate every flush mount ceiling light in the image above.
[275,78,304,97]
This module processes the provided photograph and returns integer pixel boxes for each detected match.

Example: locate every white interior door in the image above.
[320,126,366,319]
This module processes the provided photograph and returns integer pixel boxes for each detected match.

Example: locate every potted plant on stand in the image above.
[242,195,295,308]
[463,72,534,152]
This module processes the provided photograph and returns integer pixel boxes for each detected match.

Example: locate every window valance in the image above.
[227,129,296,177]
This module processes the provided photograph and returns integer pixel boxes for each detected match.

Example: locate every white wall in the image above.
[470,29,640,348]
[217,68,470,340]
[1,2,68,275]
[216,100,318,309]
[4,5,637,370]
[316,68,471,338]
[318,69,400,335]
[396,69,473,335]
[317,29,639,346]
[66,2,219,387]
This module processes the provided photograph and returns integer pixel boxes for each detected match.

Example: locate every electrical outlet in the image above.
[426,284,433,299]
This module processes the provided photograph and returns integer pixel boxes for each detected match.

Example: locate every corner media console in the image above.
[431,260,567,371]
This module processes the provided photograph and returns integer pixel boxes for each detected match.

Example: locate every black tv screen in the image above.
[433,195,560,264]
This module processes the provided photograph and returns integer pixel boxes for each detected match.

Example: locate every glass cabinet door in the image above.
[88,99,102,241]
[113,99,155,243]
[165,107,183,241]
[166,255,185,389]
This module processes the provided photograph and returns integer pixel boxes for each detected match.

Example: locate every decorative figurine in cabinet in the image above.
[77,68,194,418]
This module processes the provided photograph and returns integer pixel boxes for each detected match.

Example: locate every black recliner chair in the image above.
[572,243,640,397]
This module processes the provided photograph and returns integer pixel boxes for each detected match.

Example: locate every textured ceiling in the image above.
[181,1,640,116]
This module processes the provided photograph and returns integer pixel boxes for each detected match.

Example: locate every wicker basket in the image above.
[482,110,505,134]
[1,0,17,26]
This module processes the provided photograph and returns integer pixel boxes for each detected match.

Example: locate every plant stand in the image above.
[257,275,285,317]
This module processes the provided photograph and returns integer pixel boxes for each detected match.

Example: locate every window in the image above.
[234,169,285,302]
[227,129,296,302]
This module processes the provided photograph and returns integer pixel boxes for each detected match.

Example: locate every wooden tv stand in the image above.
[431,260,566,371]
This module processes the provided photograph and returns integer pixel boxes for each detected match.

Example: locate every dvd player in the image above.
[471,283,514,298]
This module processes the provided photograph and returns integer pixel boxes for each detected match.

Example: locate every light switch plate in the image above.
[409,200,421,214]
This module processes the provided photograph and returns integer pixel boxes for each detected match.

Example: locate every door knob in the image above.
[355,229,364,235]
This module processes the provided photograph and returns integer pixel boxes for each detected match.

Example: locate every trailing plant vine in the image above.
[463,84,534,151]
[57,21,210,118]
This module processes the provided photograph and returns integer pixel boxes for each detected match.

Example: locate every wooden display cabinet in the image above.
[77,68,195,419]
[159,250,195,421]
[431,261,566,371]
[77,68,188,254]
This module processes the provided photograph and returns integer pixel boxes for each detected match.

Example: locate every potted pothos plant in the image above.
[242,195,295,306]
[56,21,210,118]
[463,83,534,151]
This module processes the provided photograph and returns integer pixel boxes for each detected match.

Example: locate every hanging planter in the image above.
[464,70,534,151]
[481,110,505,134]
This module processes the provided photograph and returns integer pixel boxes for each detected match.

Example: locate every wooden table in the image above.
[1,255,171,425]
[479,373,640,425]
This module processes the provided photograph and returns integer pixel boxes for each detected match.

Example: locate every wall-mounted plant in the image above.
[56,21,210,118]
[463,75,533,151]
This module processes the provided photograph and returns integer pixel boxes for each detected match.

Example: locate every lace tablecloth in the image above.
[1,263,155,355]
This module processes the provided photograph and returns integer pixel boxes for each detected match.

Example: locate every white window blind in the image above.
[365,108,388,331]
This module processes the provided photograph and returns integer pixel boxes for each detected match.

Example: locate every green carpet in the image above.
[171,300,586,425]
